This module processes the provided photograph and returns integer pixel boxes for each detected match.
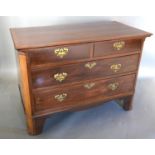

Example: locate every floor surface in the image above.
[0,74,155,139]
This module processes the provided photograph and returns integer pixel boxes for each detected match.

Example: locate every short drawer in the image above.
[31,54,139,89]
[28,43,92,66]
[94,39,142,57]
[33,74,136,112]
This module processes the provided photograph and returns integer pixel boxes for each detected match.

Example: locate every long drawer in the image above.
[31,54,139,89]
[33,74,136,112]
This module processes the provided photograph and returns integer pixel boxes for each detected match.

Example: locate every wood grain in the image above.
[33,74,136,112]
[10,21,152,50]
[18,54,47,135]
[31,54,139,89]
[18,54,33,116]
[94,39,141,57]
[28,43,92,66]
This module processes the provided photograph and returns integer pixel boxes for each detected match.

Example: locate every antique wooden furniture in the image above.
[10,21,152,135]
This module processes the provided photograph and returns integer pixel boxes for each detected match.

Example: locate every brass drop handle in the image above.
[84,82,95,89]
[108,82,119,91]
[54,72,68,82]
[54,47,69,58]
[113,41,125,50]
[110,64,122,73]
[54,93,67,102]
[85,62,96,69]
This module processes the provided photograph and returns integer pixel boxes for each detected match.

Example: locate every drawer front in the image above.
[33,74,136,112]
[31,54,139,89]
[28,43,92,66]
[94,39,141,57]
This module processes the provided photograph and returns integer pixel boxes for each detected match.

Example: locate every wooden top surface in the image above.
[10,21,152,50]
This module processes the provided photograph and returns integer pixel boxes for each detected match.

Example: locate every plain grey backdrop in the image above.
[0,16,155,138]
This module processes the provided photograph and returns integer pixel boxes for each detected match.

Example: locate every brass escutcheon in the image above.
[54,72,68,82]
[110,64,122,72]
[85,62,96,69]
[84,82,95,89]
[54,47,69,58]
[108,82,119,91]
[113,41,125,50]
[54,93,67,102]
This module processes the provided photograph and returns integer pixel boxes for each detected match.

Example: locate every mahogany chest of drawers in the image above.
[10,21,152,135]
